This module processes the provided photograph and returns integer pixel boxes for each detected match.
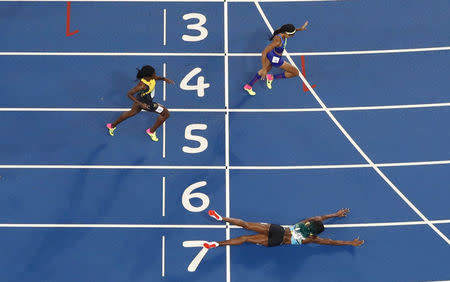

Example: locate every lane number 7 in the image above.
[183,240,209,272]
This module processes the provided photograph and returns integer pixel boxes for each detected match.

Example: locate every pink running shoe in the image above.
[208,210,223,221]
[243,84,256,96]
[106,123,116,136]
[146,128,159,142]
[203,242,219,249]
[266,74,274,89]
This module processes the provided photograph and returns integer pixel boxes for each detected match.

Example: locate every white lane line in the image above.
[289,46,450,55]
[162,177,166,217]
[242,0,344,1]
[231,160,450,170]
[2,102,450,112]
[163,63,166,101]
[0,224,226,228]
[0,52,225,56]
[231,46,450,56]
[231,164,373,170]
[161,236,165,277]
[0,0,347,2]
[0,220,448,228]
[162,121,166,158]
[163,9,167,46]
[328,103,450,111]
[0,0,226,1]
[0,165,225,169]
[0,160,449,170]
[253,0,450,245]
[1,46,449,57]
[0,0,341,2]
[324,219,450,228]
[377,160,450,167]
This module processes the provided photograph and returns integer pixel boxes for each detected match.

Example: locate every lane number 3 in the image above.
[182,13,208,42]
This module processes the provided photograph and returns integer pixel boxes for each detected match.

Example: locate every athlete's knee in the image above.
[162,109,170,119]
[241,221,250,229]
[235,235,249,242]
[292,67,299,76]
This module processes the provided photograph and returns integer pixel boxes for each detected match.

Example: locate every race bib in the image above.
[155,105,164,114]
[271,56,280,64]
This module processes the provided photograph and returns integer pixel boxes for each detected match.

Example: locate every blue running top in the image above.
[273,34,287,54]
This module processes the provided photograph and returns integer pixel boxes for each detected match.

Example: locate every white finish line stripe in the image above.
[224,1,231,281]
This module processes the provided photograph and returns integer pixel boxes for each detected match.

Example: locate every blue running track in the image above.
[0,0,449,281]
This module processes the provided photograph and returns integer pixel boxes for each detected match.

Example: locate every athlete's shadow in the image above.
[109,71,134,107]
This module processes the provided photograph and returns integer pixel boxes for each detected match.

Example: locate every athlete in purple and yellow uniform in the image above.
[203,208,364,249]
[244,21,309,96]
[106,65,174,142]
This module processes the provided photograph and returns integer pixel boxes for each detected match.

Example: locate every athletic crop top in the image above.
[289,222,310,245]
[273,34,287,54]
[139,78,156,98]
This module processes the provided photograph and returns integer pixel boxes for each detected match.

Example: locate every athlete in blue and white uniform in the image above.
[203,208,364,249]
[106,65,174,142]
[244,21,309,96]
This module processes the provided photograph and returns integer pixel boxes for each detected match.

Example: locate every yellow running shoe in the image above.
[146,128,159,142]
[266,74,274,89]
[106,123,116,136]
[244,84,256,96]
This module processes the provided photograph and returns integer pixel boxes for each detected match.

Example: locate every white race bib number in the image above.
[155,105,164,114]
[271,57,280,64]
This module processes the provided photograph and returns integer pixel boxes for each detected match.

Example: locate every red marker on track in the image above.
[301,55,316,93]
[66,2,79,37]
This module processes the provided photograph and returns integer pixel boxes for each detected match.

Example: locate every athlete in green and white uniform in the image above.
[203,208,364,249]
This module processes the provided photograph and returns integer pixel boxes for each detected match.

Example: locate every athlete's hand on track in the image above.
[336,208,350,217]
[300,21,309,31]
[165,78,175,84]
[351,237,364,246]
